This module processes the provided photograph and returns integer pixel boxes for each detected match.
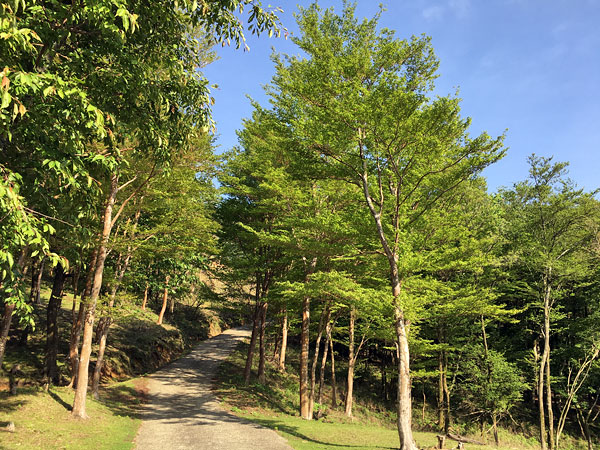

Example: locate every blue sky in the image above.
[203,0,600,193]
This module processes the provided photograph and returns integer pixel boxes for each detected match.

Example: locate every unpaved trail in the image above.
[134,327,293,450]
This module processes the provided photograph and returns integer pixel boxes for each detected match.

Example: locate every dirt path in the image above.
[134,327,293,450]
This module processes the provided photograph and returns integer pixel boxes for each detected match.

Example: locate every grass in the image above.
[0,379,145,449]
[215,342,586,450]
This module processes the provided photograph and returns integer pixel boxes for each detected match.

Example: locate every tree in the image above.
[265,3,504,447]
[501,155,598,450]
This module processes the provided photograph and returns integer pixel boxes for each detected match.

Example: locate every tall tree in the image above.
[266,4,504,447]
[501,155,598,450]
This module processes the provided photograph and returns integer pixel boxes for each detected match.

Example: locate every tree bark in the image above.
[278,308,288,372]
[309,305,329,418]
[244,278,261,384]
[142,282,149,310]
[345,307,356,417]
[538,334,548,450]
[44,265,66,385]
[0,249,28,369]
[300,293,311,420]
[30,256,45,305]
[300,257,317,420]
[257,301,268,383]
[157,275,170,325]
[330,334,338,407]
[68,249,98,389]
[72,174,118,419]
[318,320,332,407]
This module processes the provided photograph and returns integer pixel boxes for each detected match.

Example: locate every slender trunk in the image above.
[438,324,446,431]
[309,305,329,418]
[345,307,356,417]
[300,257,317,420]
[0,302,16,369]
[544,306,554,450]
[442,350,451,434]
[21,257,46,345]
[91,243,135,397]
[0,250,28,368]
[68,249,98,388]
[169,296,175,315]
[539,334,548,450]
[91,316,111,398]
[257,302,268,383]
[438,348,445,430]
[300,294,311,420]
[44,265,66,384]
[318,321,331,407]
[244,279,261,384]
[157,275,170,325]
[382,351,388,402]
[72,174,118,419]
[71,265,81,316]
[493,412,499,446]
[30,257,45,304]
[142,282,149,310]
[330,336,338,407]
[278,309,288,372]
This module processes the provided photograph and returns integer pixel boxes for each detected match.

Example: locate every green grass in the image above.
[0,379,145,449]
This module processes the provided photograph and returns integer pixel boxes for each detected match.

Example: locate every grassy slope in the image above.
[0,279,240,449]
[215,342,590,450]
[0,380,145,449]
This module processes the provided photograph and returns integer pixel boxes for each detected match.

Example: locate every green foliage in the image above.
[457,345,527,418]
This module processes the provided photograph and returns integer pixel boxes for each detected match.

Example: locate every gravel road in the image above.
[134,327,293,450]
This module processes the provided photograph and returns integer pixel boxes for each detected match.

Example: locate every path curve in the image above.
[135,327,293,450]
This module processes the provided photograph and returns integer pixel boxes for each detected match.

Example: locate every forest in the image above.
[1,1,598,450]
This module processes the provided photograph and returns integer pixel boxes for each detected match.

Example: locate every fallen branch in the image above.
[447,432,486,446]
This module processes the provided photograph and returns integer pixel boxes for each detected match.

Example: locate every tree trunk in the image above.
[157,275,170,325]
[318,320,331,407]
[300,293,311,420]
[30,256,45,305]
[0,302,16,370]
[0,250,28,368]
[257,301,268,383]
[44,265,66,384]
[544,306,554,450]
[360,155,417,450]
[492,412,499,446]
[330,335,338,407]
[395,302,417,450]
[142,282,149,310]
[244,279,261,384]
[345,307,356,417]
[91,316,112,398]
[309,305,329,418]
[538,334,548,450]
[72,174,118,419]
[68,249,98,389]
[278,308,288,372]
[71,265,81,317]
[300,257,317,420]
